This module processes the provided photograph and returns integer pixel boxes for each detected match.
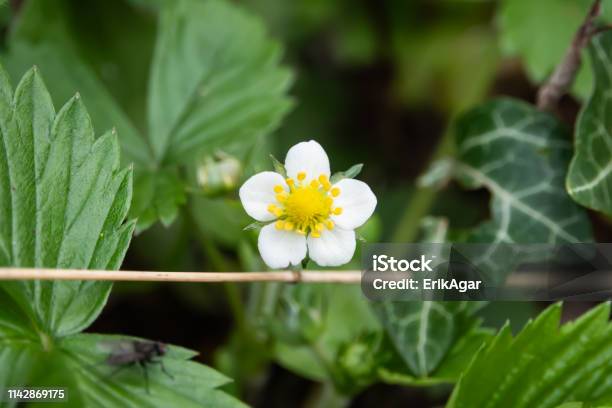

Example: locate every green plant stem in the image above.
[392,124,456,242]
[203,242,246,333]
[305,340,349,408]
[188,206,247,333]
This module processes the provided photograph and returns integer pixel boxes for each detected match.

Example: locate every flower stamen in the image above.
[269,172,339,238]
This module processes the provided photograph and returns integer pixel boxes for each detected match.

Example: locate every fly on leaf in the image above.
[99,339,174,393]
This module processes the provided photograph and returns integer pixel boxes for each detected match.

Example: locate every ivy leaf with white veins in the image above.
[454,98,592,282]
[447,302,612,408]
[368,218,490,382]
[148,0,293,165]
[0,65,134,337]
[567,32,612,216]
[371,301,485,378]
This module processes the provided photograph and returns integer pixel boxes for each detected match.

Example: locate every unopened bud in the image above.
[197,152,242,194]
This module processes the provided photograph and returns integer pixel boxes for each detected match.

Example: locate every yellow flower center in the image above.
[268,172,342,238]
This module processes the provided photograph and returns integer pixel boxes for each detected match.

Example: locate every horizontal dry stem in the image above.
[0,268,362,283]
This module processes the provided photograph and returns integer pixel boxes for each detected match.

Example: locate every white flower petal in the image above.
[331,178,377,230]
[284,140,331,182]
[307,227,356,267]
[239,171,286,222]
[258,224,307,269]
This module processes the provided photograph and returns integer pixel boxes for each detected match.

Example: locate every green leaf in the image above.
[497,0,612,99]
[567,32,612,216]
[56,334,244,407]
[0,65,244,407]
[371,302,484,378]
[273,285,380,382]
[454,99,592,281]
[377,323,492,386]
[0,65,134,337]
[131,168,186,232]
[335,306,492,392]
[0,294,42,395]
[270,154,287,178]
[330,163,363,183]
[3,43,152,167]
[148,0,293,165]
[5,0,293,231]
[367,217,489,385]
[0,326,245,407]
[447,302,612,408]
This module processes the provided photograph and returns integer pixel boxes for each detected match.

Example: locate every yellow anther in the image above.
[274,185,284,194]
[284,221,294,231]
[326,220,334,230]
[267,204,277,214]
[315,223,324,232]
[297,172,306,181]
[311,231,321,238]
[276,194,287,203]
[275,220,284,230]
[331,187,340,197]
[310,180,319,189]
[286,178,296,191]
[297,228,306,235]
[325,197,333,207]
[318,174,329,184]
[333,207,343,215]
[274,208,283,217]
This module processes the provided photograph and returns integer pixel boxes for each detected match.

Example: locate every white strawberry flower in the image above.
[239,140,377,268]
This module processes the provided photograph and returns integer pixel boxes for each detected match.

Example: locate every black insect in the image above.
[101,340,174,393]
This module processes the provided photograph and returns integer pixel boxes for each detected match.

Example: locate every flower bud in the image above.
[197,152,242,194]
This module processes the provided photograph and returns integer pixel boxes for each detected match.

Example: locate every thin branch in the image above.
[0,268,362,283]
[537,0,602,111]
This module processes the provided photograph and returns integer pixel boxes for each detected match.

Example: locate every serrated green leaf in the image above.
[131,168,186,232]
[0,329,246,407]
[148,0,293,165]
[3,43,151,167]
[5,0,293,232]
[0,65,134,337]
[567,32,612,215]
[0,65,244,407]
[454,99,592,282]
[497,0,612,99]
[447,302,612,408]
[53,334,245,408]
